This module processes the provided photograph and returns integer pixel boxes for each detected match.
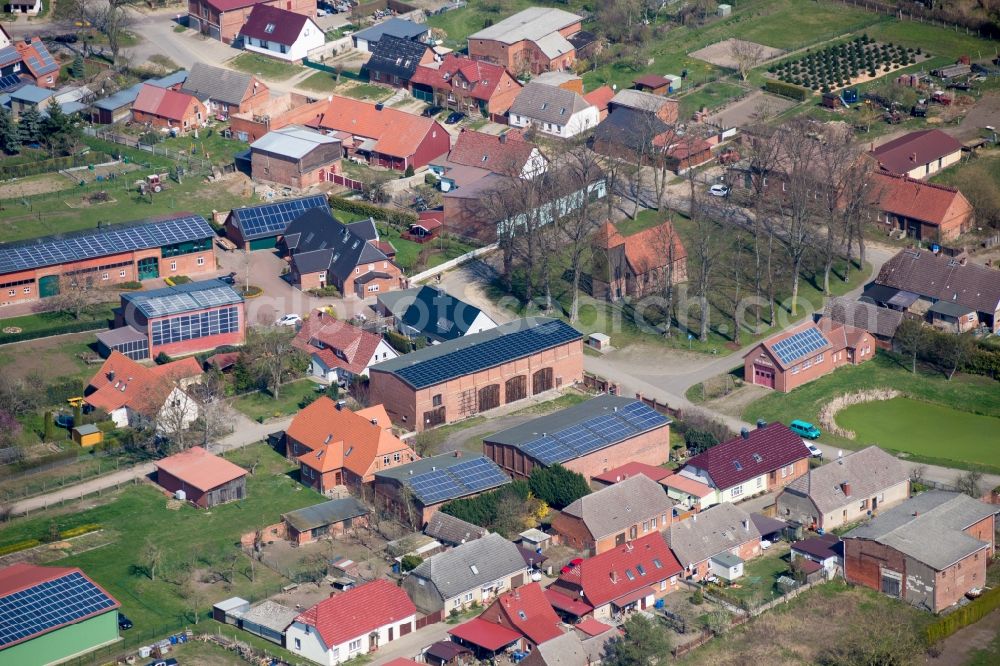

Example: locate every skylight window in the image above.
[264,23,276,34]
[470,564,479,575]
[652,558,663,569]
[625,569,635,581]
[517,611,527,620]
[636,564,647,576]
[541,102,548,110]
[734,461,743,471]
[752,453,762,463]
[345,446,353,457]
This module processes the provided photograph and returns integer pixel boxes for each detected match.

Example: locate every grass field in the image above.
[745,353,1000,472]
[157,131,248,167]
[227,53,303,81]
[0,444,323,631]
[713,548,791,604]
[0,304,116,334]
[298,70,343,93]
[836,397,1000,469]
[679,81,748,119]
[232,379,320,421]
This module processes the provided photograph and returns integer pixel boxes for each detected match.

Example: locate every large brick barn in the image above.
[369,317,584,431]
[0,215,217,309]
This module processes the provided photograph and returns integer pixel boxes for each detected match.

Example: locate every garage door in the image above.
[753,364,775,389]
[249,237,277,251]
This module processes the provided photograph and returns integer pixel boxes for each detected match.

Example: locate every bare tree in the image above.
[243,325,303,400]
[183,575,209,624]
[139,537,164,581]
[153,386,200,451]
[646,216,683,338]
[730,39,767,81]
[739,124,783,328]
[195,368,234,446]
[556,145,604,322]
[685,165,723,342]
[955,469,984,498]
[46,275,106,320]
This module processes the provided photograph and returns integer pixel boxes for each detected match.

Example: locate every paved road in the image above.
[369,621,453,665]
[9,412,293,515]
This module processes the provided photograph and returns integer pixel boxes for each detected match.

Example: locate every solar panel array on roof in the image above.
[0,571,117,647]
[771,327,829,366]
[132,284,243,318]
[389,319,581,389]
[406,456,509,504]
[0,74,21,91]
[232,195,328,240]
[0,215,214,275]
[519,401,669,465]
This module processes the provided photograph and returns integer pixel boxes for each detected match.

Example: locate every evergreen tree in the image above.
[528,464,590,510]
[42,101,82,156]
[0,107,19,154]
[70,54,86,79]
[17,106,43,145]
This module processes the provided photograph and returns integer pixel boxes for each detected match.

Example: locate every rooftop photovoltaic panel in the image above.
[503,399,670,466]
[0,571,118,647]
[382,319,582,389]
[0,74,21,91]
[0,215,214,275]
[231,195,329,240]
[770,326,830,366]
[127,282,243,318]
[401,455,510,504]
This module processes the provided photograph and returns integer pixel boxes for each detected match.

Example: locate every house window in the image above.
[6,290,13,296]
[815,353,824,363]
[757,477,763,488]
[642,520,649,532]
[651,516,657,529]
[294,638,301,650]
[781,466,788,478]
[464,592,474,602]
[102,273,109,280]
[355,267,359,274]
[660,580,667,591]
[393,452,401,462]
[792,364,800,375]
[120,270,127,278]
[730,485,744,498]
[803,358,812,369]
[197,257,205,266]
[432,394,442,407]
[170,261,177,271]
[23,287,30,294]
[349,639,362,652]
[265,23,276,33]
[367,285,379,292]
[383,455,390,466]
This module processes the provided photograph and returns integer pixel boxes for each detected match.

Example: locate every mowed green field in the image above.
[837,397,1000,469]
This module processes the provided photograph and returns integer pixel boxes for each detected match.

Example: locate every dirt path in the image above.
[926,608,1000,665]
[0,174,77,199]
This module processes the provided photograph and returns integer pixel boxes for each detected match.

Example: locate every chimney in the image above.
[840,481,851,496]
[756,419,767,429]
[370,418,378,425]
[454,451,462,458]
[610,570,618,583]
[499,132,507,144]
[742,519,750,531]
[740,427,750,440]
[336,400,346,411]
[910,152,917,162]
[375,103,384,111]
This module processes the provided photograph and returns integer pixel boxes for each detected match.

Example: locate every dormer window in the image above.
[264,23,276,34]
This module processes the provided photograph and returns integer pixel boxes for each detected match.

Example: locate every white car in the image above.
[760,539,772,550]
[708,184,730,197]
[803,440,823,459]
[276,314,302,327]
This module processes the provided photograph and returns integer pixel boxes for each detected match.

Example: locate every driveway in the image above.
[369,620,455,665]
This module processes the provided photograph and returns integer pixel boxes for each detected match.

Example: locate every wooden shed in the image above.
[72,424,103,447]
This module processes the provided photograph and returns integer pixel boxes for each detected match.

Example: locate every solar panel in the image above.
[0,215,214,275]
[0,571,117,647]
[393,320,581,389]
[449,457,510,492]
[770,327,830,365]
[0,74,21,91]
[233,195,328,240]
[409,469,465,504]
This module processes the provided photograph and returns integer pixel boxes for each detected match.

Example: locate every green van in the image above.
[789,420,821,439]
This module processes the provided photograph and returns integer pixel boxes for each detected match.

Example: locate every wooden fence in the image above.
[330,173,364,191]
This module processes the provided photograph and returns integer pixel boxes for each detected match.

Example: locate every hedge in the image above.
[59,523,102,539]
[764,79,812,101]
[328,196,418,227]
[926,586,1000,643]
[0,319,108,346]
[0,540,41,557]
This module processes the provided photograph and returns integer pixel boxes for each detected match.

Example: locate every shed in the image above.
[718,4,732,16]
[665,74,682,93]
[709,552,744,581]
[519,528,551,551]
[72,423,103,447]
[281,497,369,544]
[239,600,298,644]
[212,596,249,624]
[587,332,611,351]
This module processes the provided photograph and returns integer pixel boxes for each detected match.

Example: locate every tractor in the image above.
[137,173,170,194]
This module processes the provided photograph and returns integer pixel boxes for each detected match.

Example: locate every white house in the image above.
[292,310,399,383]
[286,580,416,666]
[240,4,325,63]
[509,82,599,139]
[5,0,41,16]
[375,285,498,346]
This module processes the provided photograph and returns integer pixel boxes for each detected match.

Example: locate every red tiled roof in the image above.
[202,0,271,12]
[308,95,442,159]
[382,660,423,666]
[85,352,202,415]
[449,617,522,651]
[869,129,962,175]
[633,74,671,88]
[592,462,674,485]
[682,422,809,490]
[557,533,681,607]
[869,172,972,228]
[544,588,593,616]
[293,310,386,376]
[448,129,536,175]
[241,4,310,46]
[584,85,615,112]
[413,210,443,232]
[574,618,612,637]
[296,580,415,648]
[597,219,687,276]
[155,446,247,492]
[15,38,58,80]
[206,351,240,371]
[133,83,199,122]
[410,54,519,103]
[485,582,563,645]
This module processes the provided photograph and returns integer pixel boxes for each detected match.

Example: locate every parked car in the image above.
[276,314,302,327]
[317,8,329,16]
[760,539,772,550]
[803,440,823,459]
[422,105,443,118]
[118,613,133,630]
[708,184,730,197]
[219,272,237,285]
[445,111,465,125]
[789,420,821,439]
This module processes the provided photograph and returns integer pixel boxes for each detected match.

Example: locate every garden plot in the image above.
[767,36,932,93]
[690,39,786,70]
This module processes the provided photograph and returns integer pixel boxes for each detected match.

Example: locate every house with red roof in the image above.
[410,54,522,122]
[293,309,398,383]
[471,582,564,650]
[743,319,875,393]
[677,422,811,505]
[154,445,248,507]
[868,172,973,242]
[591,218,687,302]
[307,95,449,171]
[429,128,547,193]
[591,462,674,488]
[286,579,416,665]
[188,0,317,45]
[240,4,324,63]
[84,352,203,430]
[547,532,683,621]
[869,129,963,179]
[584,85,615,121]
[285,397,416,492]
[10,36,60,88]
[131,83,207,133]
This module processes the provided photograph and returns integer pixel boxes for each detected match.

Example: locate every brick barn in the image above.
[467,7,583,75]
[281,497,369,545]
[0,214,217,310]
[155,446,248,507]
[131,83,206,133]
[483,394,672,482]
[743,320,875,393]
[369,317,584,431]
[180,62,268,117]
[249,125,342,190]
[223,194,329,251]
[843,491,997,613]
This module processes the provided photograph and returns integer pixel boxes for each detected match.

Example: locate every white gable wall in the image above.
[287,613,417,665]
[244,18,325,62]
[464,311,498,337]
[509,106,599,138]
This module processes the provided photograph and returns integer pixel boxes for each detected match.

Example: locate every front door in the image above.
[753,364,775,389]
[137,257,159,280]
[38,275,60,298]
[615,532,626,547]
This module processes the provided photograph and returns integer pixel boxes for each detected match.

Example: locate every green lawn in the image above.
[745,353,1000,472]
[227,53,304,81]
[865,20,1000,60]
[232,379,321,421]
[158,131,249,167]
[932,152,1000,190]
[377,224,480,274]
[712,550,791,604]
[339,83,394,102]
[298,70,342,93]
[679,81,748,119]
[837,397,1000,470]
[0,304,116,334]
[0,444,324,632]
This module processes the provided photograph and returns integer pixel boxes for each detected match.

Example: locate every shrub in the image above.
[925,587,1000,644]
[528,464,590,510]
[404,164,415,177]
[154,352,172,365]
[118,281,143,290]
[59,524,101,539]
[307,285,342,298]
[328,196,417,227]
[0,319,106,345]
[401,554,423,571]
[0,540,41,557]
[765,80,811,101]
[384,329,415,354]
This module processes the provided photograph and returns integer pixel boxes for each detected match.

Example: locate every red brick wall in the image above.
[156,468,208,507]
[744,337,876,393]
[339,260,403,296]
[965,515,996,555]
[407,122,452,170]
[469,21,581,74]
[844,538,908,595]
[370,340,584,432]
[132,98,207,132]
[935,549,988,611]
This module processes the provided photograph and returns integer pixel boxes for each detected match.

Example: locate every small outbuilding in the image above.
[710,552,744,581]
[239,600,299,645]
[154,446,248,508]
[281,497,369,545]
[72,424,103,448]
[212,596,250,624]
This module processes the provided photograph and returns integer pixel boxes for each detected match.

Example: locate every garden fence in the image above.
[830,0,1000,42]
[0,153,104,180]
[86,128,216,174]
